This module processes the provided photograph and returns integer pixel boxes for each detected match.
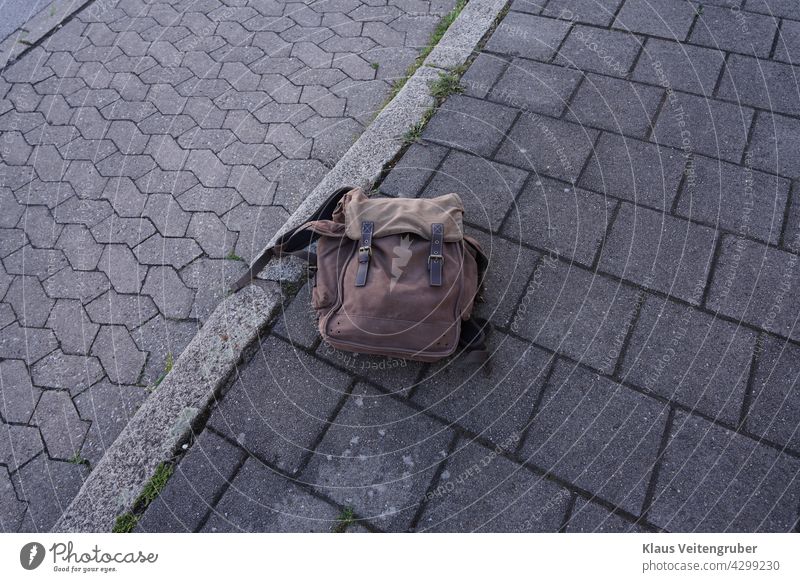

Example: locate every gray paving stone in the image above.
[649,411,800,532]
[0,468,26,532]
[485,11,570,61]
[85,290,159,330]
[379,142,449,198]
[520,360,669,514]
[226,164,276,206]
[465,228,541,327]
[613,0,697,40]
[419,438,571,532]
[707,237,800,341]
[0,189,24,228]
[272,284,319,349]
[202,456,341,532]
[502,177,613,266]
[542,0,623,26]
[91,324,146,385]
[0,131,33,166]
[142,193,192,237]
[677,155,789,245]
[33,390,90,460]
[599,203,718,304]
[181,257,246,322]
[209,335,351,473]
[55,224,102,271]
[554,25,642,77]
[745,0,797,19]
[422,95,518,158]
[415,333,553,449]
[747,335,800,452]
[774,18,800,65]
[98,244,145,294]
[224,203,289,262]
[302,382,453,531]
[12,454,88,532]
[566,497,644,532]
[0,323,58,366]
[510,261,639,373]
[490,58,581,118]
[0,360,39,424]
[138,430,246,532]
[19,205,63,248]
[185,149,230,188]
[651,91,753,164]
[141,265,195,320]
[495,116,598,184]
[691,4,777,58]
[31,349,104,396]
[566,74,663,139]
[134,233,202,270]
[53,196,114,228]
[5,276,54,328]
[718,55,800,118]
[421,150,527,233]
[747,112,800,179]
[3,245,69,278]
[0,423,43,473]
[44,266,110,303]
[621,296,756,423]
[459,53,508,100]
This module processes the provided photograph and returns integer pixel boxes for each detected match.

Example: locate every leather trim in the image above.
[429,223,444,286]
[355,220,373,287]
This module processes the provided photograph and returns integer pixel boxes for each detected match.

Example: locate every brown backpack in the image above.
[233,187,489,363]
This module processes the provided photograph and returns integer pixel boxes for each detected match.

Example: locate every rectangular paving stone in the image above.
[649,411,800,532]
[272,284,319,350]
[465,227,540,327]
[745,0,796,18]
[579,132,686,209]
[202,457,341,532]
[520,360,669,514]
[554,25,642,77]
[651,91,753,163]
[485,11,571,62]
[495,115,598,184]
[690,4,777,57]
[379,141,449,198]
[747,335,800,452]
[566,74,664,139]
[137,430,246,532]
[718,55,800,117]
[566,497,646,532]
[418,438,571,532]
[599,202,718,304]
[414,333,554,450]
[460,53,508,100]
[774,18,800,65]
[422,95,518,158]
[501,176,613,266]
[707,236,800,341]
[208,335,352,474]
[490,58,582,117]
[510,261,639,373]
[542,0,623,26]
[613,0,697,40]
[620,296,756,423]
[677,155,789,245]
[747,111,800,179]
[301,383,454,531]
[633,38,725,96]
[421,150,528,233]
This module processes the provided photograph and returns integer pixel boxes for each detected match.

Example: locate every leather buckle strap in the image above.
[428,223,444,287]
[355,221,373,287]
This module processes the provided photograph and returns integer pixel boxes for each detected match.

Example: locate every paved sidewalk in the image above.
[0,0,459,532]
[139,0,800,532]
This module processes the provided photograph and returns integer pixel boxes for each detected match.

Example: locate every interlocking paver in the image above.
[85,290,159,330]
[554,25,642,77]
[302,382,454,531]
[141,265,195,320]
[485,12,570,61]
[132,315,200,386]
[613,0,697,40]
[419,438,571,532]
[718,55,800,117]
[520,360,668,514]
[747,112,800,179]
[0,360,40,424]
[690,4,777,58]
[620,296,756,423]
[208,335,351,474]
[0,469,26,532]
[0,424,43,473]
[91,324,146,385]
[566,497,644,532]
[649,411,799,531]
[31,350,104,396]
[138,430,247,532]
[599,202,718,304]
[490,58,582,118]
[32,390,90,459]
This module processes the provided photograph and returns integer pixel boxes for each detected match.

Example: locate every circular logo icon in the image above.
[20,542,45,570]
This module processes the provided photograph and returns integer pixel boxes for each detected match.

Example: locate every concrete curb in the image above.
[0,0,92,70]
[52,0,509,533]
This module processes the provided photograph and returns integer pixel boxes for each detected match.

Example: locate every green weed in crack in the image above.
[113,463,175,533]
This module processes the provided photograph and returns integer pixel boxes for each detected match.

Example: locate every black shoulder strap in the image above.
[230,186,352,292]
[456,317,491,370]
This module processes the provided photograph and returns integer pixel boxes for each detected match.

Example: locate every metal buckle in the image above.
[427,254,444,267]
[358,246,372,256]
